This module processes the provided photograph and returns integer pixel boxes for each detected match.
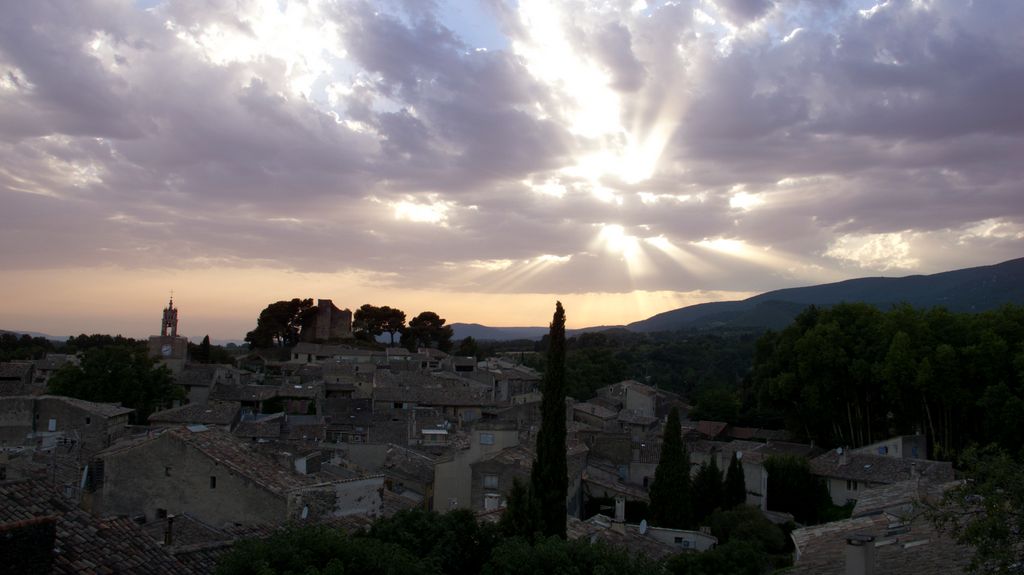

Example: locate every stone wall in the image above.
[93,433,286,526]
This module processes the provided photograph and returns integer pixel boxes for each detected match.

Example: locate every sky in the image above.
[1,0,1022,340]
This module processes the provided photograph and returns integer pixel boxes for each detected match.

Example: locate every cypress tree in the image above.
[499,478,542,542]
[692,456,724,523]
[530,301,568,538]
[649,406,691,528]
[724,451,747,509]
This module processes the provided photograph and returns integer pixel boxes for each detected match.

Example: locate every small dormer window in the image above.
[85,416,91,425]
[210,476,217,489]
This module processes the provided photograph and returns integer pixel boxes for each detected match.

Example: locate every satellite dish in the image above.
[736,451,743,461]
[639,519,648,535]
[837,447,844,455]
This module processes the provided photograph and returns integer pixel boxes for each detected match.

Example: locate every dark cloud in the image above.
[715,0,775,26]
[0,0,1021,298]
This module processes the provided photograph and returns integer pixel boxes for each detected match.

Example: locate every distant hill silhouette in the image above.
[449,323,622,342]
[0,329,68,342]
[628,257,1024,332]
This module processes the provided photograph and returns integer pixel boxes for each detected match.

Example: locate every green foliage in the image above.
[723,452,746,509]
[526,329,759,405]
[563,347,629,400]
[706,506,786,555]
[750,303,1024,458]
[401,311,454,352]
[763,455,833,524]
[188,335,212,363]
[665,540,774,575]
[216,514,657,575]
[691,457,723,523]
[47,345,183,422]
[245,298,315,348]
[214,525,429,575]
[499,478,542,542]
[689,386,740,422]
[369,509,499,575]
[649,407,692,528]
[456,336,479,358]
[354,304,406,346]
[0,332,55,361]
[929,445,1024,574]
[484,536,657,575]
[63,333,141,353]
[531,301,568,538]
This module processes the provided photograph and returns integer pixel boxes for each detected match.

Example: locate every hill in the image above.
[449,323,623,342]
[628,256,1024,332]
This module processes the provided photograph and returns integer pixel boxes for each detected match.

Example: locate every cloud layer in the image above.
[2,0,1022,308]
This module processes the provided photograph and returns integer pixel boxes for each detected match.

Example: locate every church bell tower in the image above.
[161,297,178,337]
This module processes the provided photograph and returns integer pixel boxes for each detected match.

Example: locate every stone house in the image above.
[469,441,589,516]
[789,481,968,575]
[173,364,250,406]
[323,397,373,443]
[86,426,384,527]
[148,401,241,431]
[300,299,353,342]
[0,395,133,455]
[853,434,927,460]
[372,385,495,428]
[432,421,519,511]
[0,362,38,396]
[0,478,197,574]
[30,354,79,390]
[809,448,954,506]
[572,401,620,432]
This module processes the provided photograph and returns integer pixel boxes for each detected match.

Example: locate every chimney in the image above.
[609,496,627,534]
[845,534,875,575]
[838,447,848,466]
[910,461,920,480]
[164,514,174,546]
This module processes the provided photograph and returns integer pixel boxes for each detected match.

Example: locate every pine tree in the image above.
[499,478,542,542]
[197,335,211,363]
[530,301,568,538]
[649,406,691,528]
[692,456,724,523]
[724,451,747,509]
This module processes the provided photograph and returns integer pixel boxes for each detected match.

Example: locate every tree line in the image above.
[244,299,456,352]
[520,328,758,402]
[748,303,1024,460]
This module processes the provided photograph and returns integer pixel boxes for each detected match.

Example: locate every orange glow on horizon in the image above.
[0,266,756,340]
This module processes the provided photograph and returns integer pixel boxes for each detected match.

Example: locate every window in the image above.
[164,466,171,477]
[210,476,217,489]
[156,508,168,519]
[483,474,499,489]
[484,493,501,511]
[85,416,91,425]
[479,433,495,445]
[846,480,859,491]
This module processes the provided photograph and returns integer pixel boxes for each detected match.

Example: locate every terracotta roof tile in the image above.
[0,479,197,574]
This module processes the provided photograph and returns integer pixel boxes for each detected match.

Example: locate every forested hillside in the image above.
[749,303,1024,459]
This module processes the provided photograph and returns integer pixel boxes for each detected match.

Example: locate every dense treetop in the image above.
[750,303,1024,459]
[47,345,183,421]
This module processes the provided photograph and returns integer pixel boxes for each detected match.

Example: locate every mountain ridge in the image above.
[627,256,1024,332]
